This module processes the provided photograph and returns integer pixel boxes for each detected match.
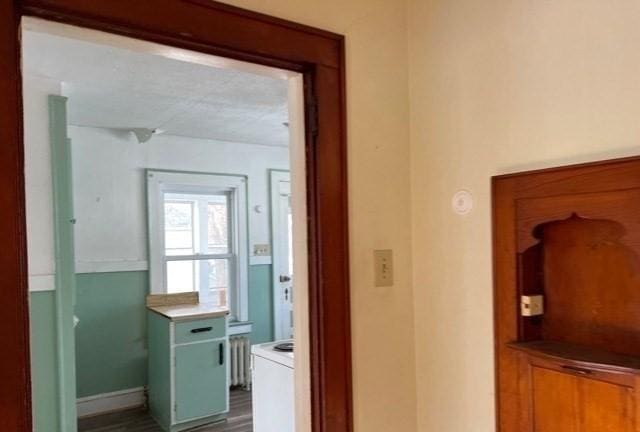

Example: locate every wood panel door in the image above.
[532,365,635,432]
[579,376,635,432]
[532,366,579,432]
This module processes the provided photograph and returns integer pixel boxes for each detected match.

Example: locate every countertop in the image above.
[147,302,229,321]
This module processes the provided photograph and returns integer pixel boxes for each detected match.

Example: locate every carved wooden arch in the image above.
[518,212,626,252]
[517,212,640,350]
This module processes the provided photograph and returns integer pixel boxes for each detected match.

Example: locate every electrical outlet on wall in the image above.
[374,249,394,287]
[521,295,544,316]
[253,244,270,256]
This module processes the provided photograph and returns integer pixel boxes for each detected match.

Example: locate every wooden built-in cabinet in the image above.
[493,157,640,432]
[511,341,640,431]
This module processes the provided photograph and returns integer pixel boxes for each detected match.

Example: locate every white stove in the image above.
[251,340,295,432]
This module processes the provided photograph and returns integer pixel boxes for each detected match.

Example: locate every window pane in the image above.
[208,197,229,254]
[166,260,195,293]
[164,201,194,256]
[207,259,230,308]
[165,259,230,309]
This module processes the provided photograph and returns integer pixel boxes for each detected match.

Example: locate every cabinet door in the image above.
[175,340,227,422]
[532,367,578,432]
[532,365,635,432]
[578,376,635,432]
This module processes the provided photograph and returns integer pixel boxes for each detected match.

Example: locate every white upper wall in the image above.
[23,23,292,283]
[70,125,289,272]
[23,74,60,291]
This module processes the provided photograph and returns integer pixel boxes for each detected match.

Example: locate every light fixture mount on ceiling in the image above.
[131,128,165,143]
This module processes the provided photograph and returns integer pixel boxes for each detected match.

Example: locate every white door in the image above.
[271,171,294,340]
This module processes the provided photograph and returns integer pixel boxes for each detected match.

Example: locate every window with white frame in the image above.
[147,171,248,322]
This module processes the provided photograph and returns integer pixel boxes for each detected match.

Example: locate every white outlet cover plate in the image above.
[452,190,473,215]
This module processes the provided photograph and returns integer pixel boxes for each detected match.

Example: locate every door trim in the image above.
[0,2,352,432]
[270,170,292,340]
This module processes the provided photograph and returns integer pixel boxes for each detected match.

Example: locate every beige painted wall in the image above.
[219,1,417,432]
[215,2,640,432]
[408,1,640,431]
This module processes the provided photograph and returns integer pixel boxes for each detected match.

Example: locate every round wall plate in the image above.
[452,190,473,215]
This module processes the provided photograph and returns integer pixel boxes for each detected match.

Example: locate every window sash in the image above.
[147,170,249,322]
[163,193,232,257]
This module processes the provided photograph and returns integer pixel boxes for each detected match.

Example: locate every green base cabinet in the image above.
[148,312,229,432]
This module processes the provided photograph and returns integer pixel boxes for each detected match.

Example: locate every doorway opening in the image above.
[22,17,309,432]
[271,170,293,341]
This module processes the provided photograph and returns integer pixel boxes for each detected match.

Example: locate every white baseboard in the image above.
[77,387,146,418]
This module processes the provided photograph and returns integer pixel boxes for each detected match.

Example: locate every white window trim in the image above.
[147,170,249,322]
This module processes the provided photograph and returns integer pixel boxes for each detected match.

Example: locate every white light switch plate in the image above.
[253,244,270,256]
[374,249,394,287]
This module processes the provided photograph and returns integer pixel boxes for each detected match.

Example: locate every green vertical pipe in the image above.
[49,95,78,432]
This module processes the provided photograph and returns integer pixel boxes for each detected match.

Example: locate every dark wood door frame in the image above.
[0,2,351,431]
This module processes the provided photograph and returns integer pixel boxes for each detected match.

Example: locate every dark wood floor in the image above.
[78,390,252,432]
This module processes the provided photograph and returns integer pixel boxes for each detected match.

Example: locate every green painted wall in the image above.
[30,291,61,431]
[75,271,148,398]
[73,265,273,398]
[248,264,274,345]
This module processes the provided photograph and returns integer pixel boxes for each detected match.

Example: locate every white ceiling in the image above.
[22,31,290,147]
